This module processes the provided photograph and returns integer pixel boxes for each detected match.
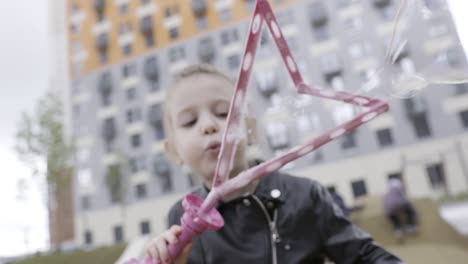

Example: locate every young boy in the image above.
[146,64,403,264]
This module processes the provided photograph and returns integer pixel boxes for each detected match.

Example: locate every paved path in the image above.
[440,201,468,236]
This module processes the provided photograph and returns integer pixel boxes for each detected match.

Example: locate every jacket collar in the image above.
[194,171,286,206]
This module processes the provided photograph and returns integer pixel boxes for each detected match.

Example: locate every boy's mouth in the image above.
[206,141,221,154]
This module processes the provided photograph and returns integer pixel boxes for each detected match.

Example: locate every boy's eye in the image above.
[216,112,228,118]
[182,118,197,128]
[214,102,229,118]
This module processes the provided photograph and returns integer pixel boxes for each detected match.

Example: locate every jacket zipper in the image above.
[252,195,280,264]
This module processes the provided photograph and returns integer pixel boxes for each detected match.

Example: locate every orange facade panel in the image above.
[67,0,299,78]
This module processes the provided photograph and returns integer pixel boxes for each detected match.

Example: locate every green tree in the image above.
[14,89,75,247]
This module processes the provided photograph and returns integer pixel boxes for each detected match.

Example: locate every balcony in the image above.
[98,72,112,95]
[96,33,108,50]
[94,0,105,12]
[192,0,207,16]
[373,0,392,8]
[102,118,116,142]
[198,37,215,63]
[309,3,328,28]
[403,96,427,117]
[144,56,159,81]
[149,104,163,125]
[154,154,171,177]
[140,16,153,34]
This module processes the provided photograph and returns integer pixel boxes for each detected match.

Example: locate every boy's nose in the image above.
[201,116,219,135]
[204,125,218,135]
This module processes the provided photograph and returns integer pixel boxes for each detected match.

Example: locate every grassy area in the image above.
[12,244,125,264]
[352,197,468,263]
[12,198,468,264]
[438,192,468,204]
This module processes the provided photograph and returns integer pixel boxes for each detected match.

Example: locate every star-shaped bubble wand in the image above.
[125,1,392,263]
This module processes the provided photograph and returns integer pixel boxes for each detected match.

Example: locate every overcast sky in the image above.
[0,0,467,258]
[0,0,49,257]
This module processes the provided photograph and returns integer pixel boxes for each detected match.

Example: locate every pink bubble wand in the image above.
[126,1,389,263]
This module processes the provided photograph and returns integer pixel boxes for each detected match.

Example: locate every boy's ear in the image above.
[246,117,257,146]
[164,140,184,166]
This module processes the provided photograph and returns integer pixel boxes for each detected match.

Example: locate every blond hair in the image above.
[163,64,234,141]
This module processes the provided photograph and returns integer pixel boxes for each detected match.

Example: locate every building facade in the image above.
[66,0,468,247]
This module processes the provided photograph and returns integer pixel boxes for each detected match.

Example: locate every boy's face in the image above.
[165,74,249,186]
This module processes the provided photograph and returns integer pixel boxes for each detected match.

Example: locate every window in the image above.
[277,9,295,27]
[341,131,356,149]
[336,0,357,7]
[154,154,173,192]
[169,46,185,63]
[255,70,278,97]
[119,3,128,14]
[285,35,299,53]
[376,128,394,147]
[122,63,137,79]
[398,56,416,74]
[72,61,83,75]
[196,16,207,30]
[349,41,371,59]
[296,113,321,135]
[373,0,396,20]
[169,27,180,39]
[332,105,353,125]
[126,108,142,124]
[113,225,124,244]
[325,72,344,91]
[129,156,146,174]
[131,134,142,148]
[351,179,368,198]
[97,12,105,22]
[145,33,155,47]
[454,83,468,95]
[126,87,137,101]
[411,114,431,138]
[388,172,402,181]
[227,54,241,70]
[320,53,341,74]
[102,117,116,144]
[219,8,232,22]
[135,183,147,199]
[345,17,363,32]
[309,2,329,41]
[198,37,215,63]
[140,221,151,235]
[459,110,468,128]
[314,26,330,41]
[81,195,91,210]
[165,4,179,17]
[424,0,443,10]
[221,28,239,46]
[266,123,289,150]
[84,230,93,245]
[245,0,256,11]
[123,44,132,55]
[428,23,448,38]
[119,22,131,35]
[426,163,446,189]
[99,50,108,63]
[149,104,165,140]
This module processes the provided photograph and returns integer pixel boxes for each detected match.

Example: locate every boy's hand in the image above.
[146,225,192,264]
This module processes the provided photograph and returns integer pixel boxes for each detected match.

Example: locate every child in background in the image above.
[383,178,419,242]
[146,64,403,264]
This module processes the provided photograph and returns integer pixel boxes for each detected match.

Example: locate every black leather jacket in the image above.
[168,172,403,264]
